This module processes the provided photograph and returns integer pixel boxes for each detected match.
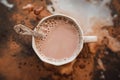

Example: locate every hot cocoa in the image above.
[35,16,80,60]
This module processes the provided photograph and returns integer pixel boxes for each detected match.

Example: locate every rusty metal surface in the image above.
[0,0,120,80]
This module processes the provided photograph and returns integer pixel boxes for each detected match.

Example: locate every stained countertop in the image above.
[0,0,120,80]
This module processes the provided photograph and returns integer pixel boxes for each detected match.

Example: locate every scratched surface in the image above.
[0,0,120,80]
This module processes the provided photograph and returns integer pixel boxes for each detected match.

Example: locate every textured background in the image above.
[0,0,120,80]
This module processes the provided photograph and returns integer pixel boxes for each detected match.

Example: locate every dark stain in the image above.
[23,62,27,65]
[104,69,120,80]
[36,65,40,68]
[89,71,93,76]
[18,62,22,65]
[39,75,52,80]
[18,65,22,69]
[29,19,38,27]
[79,63,86,69]
[11,54,17,57]
[0,3,15,58]
[110,0,120,27]
[0,73,6,80]
[18,62,28,69]
[52,72,72,80]
[45,0,53,5]
[113,16,120,27]
[36,15,42,21]
[12,34,31,47]
[93,46,120,80]
[102,48,120,80]
[93,70,104,80]
[18,62,27,66]
[51,6,55,12]
[62,73,72,78]
[12,33,37,58]
[36,64,41,71]
[18,45,35,58]
[109,1,118,17]
[0,3,13,45]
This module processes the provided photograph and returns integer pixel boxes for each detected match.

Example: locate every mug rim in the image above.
[32,14,84,66]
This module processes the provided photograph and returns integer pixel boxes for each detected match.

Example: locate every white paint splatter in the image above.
[47,0,120,52]
[0,0,14,9]
[47,0,112,34]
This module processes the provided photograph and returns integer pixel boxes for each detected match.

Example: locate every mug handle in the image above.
[83,36,97,43]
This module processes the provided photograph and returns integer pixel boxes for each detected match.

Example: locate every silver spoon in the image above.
[14,24,44,39]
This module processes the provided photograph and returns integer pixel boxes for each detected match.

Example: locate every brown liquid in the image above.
[35,16,79,60]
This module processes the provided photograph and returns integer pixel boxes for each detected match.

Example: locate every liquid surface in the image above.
[35,16,79,60]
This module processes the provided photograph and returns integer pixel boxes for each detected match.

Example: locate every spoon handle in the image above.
[14,24,44,38]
